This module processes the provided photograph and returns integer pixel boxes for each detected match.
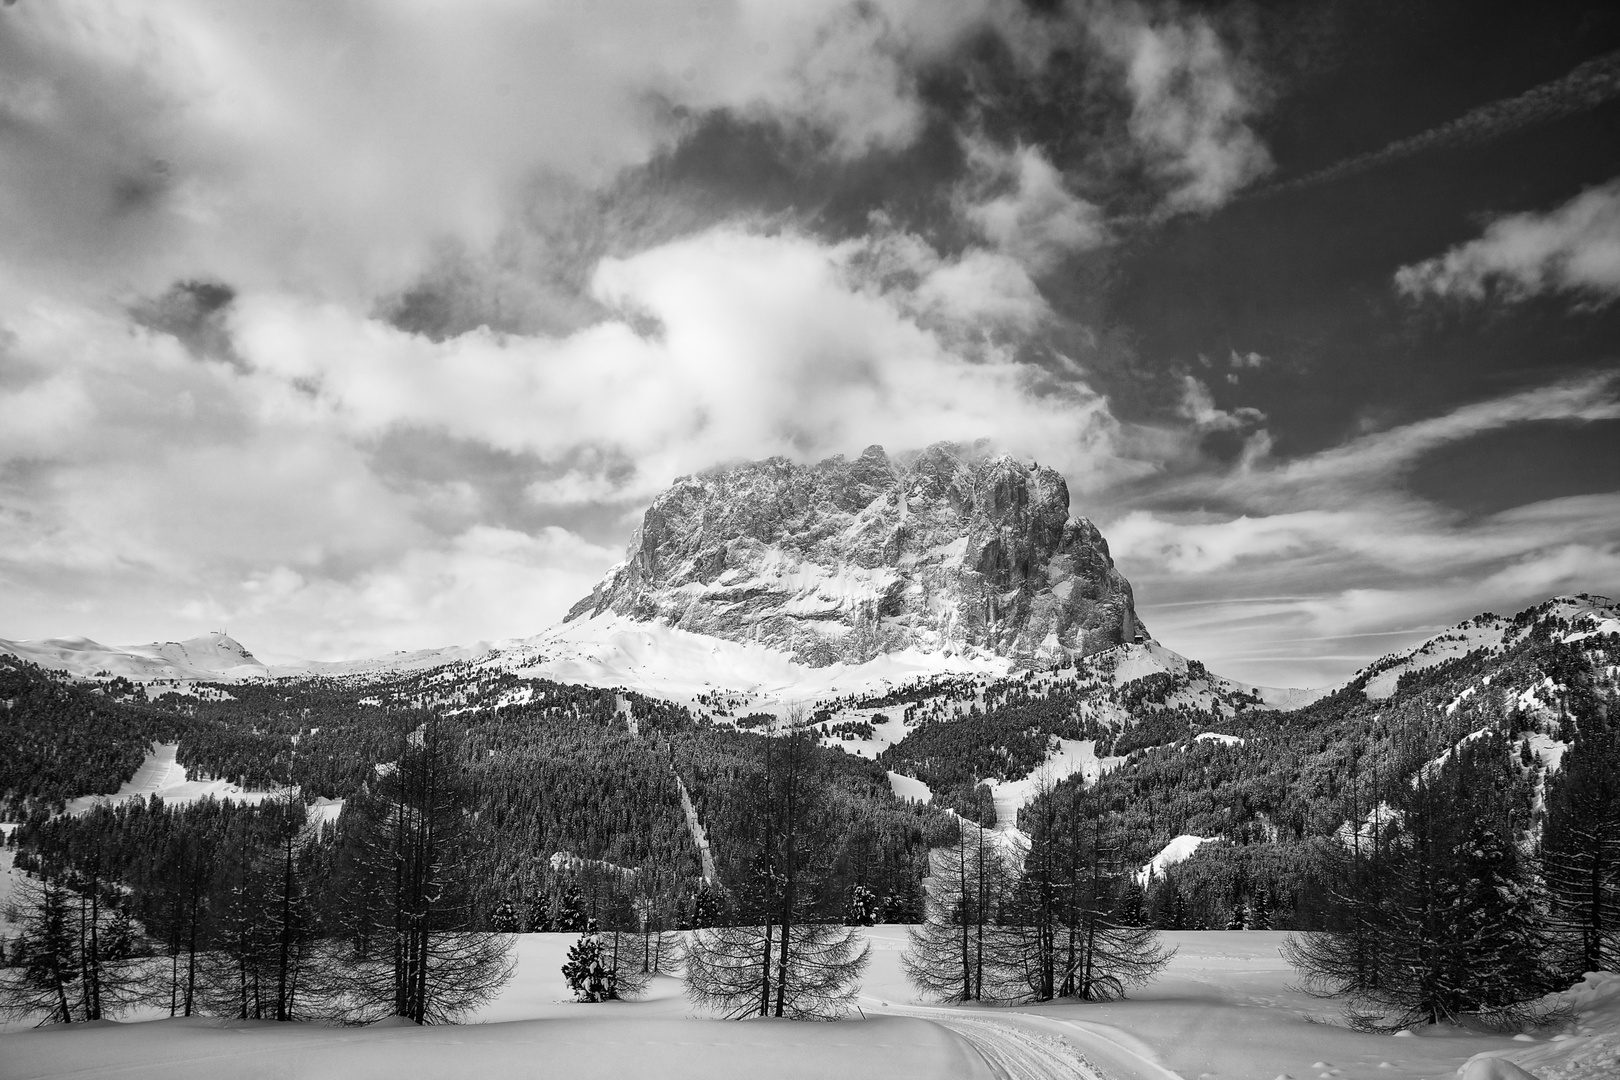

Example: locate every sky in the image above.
[0,0,1617,687]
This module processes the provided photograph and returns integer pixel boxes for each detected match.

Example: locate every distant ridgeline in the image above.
[3,594,1615,958]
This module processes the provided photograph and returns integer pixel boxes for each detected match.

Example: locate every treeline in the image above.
[0,657,177,815]
[1283,710,1619,1028]
[905,782,1171,1004]
[1,722,513,1025]
[1126,618,1618,940]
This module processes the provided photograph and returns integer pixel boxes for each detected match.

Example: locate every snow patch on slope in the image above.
[1137,834,1213,886]
[981,738,1119,832]
[887,772,933,804]
[63,743,283,814]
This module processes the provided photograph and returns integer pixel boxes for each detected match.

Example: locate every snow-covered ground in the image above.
[886,771,933,804]
[1136,834,1213,886]
[5,930,1613,1080]
[982,738,1119,832]
[0,632,268,682]
[1359,595,1618,701]
[499,614,1014,707]
[58,743,343,823]
[61,743,283,816]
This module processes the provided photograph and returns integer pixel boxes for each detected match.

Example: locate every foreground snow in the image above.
[5,931,1615,1080]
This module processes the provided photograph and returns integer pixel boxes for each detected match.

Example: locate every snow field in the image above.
[61,743,286,816]
[0,1013,987,1080]
[4,930,1615,1080]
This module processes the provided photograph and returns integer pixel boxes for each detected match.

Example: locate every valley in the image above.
[2,448,1616,1080]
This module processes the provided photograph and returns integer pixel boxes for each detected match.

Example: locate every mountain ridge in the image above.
[563,443,1142,666]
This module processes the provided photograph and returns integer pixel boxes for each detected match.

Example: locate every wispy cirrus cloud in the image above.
[1111,373,1620,686]
[1265,48,1620,197]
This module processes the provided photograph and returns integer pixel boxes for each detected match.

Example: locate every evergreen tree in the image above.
[336,719,515,1023]
[902,810,1018,1003]
[490,899,520,934]
[1540,706,1620,976]
[562,922,615,1002]
[0,877,80,1024]
[1002,785,1172,1003]
[555,891,588,933]
[844,884,880,927]
[1286,732,1555,1028]
[683,711,869,1019]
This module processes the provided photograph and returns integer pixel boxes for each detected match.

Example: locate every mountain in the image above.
[1348,593,1620,699]
[0,631,268,682]
[564,443,1142,667]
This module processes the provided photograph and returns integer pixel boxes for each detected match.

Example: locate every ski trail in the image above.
[925,1012,1110,1080]
[674,775,717,885]
[871,1001,1184,1080]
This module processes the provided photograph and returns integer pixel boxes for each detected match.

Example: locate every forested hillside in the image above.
[4,595,1615,961]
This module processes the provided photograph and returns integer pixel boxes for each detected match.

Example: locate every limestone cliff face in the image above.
[565,444,1143,666]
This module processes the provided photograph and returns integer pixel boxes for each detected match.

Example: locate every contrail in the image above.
[1254,48,1620,198]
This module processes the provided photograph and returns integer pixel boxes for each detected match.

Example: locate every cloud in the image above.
[0,220,1142,657]
[1175,375,1265,433]
[959,142,1108,272]
[1089,3,1272,213]
[1395,178,1620,304]
[1110,375,1620,686]
[224,526,620,662]
[228,225,1134,499]
[1265,48,1620,197]
[0,0,1024,303]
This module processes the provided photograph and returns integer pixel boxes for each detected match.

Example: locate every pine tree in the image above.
[562,923,615,1002]
[336,719,515,1024]
[902,810,1018,1003]
[683,710,869,1019]
[1001,785,1171,1003]
[1286,732,1556,1029]
[490,899,520,933]
[844,884,880,927]
[686,884,723,929]
[1540,707,1620,977]
[0,876,80,1024]
[555,891,588,933]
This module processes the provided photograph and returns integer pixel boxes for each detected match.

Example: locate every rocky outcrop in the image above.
[565,443,1143,666]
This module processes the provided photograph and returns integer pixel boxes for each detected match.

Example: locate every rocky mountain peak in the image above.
[566,443,1142,666]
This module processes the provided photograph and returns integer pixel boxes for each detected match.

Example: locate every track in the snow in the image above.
[879,1006,1112,1080]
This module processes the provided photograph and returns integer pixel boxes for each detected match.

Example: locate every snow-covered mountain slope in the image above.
[0,631,268,682]
[268,641,501,679]
[1353,593,1618,700]
[564,443,1142,666]
[492,613,1012,708]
